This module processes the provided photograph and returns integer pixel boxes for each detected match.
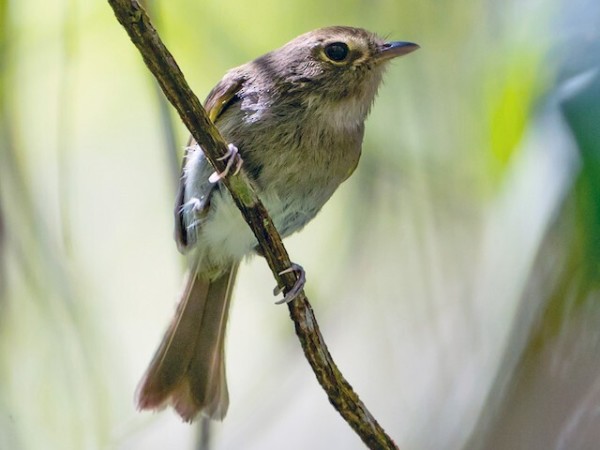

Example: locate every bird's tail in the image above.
[136,263,238,421]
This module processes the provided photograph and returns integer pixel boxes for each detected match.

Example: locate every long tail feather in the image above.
[136,263,239,421]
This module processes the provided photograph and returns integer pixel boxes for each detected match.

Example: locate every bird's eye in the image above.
[324,42,349,62]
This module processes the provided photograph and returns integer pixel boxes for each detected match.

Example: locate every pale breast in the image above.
[188,88,365,265]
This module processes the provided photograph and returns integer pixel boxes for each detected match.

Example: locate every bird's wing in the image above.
[174,72,246,252]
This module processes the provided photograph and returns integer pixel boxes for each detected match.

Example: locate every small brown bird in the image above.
[136,26,418,421]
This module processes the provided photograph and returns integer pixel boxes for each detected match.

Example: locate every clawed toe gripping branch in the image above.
[107,1,398,448]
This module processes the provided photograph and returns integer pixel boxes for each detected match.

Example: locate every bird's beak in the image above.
[376,41,420,61]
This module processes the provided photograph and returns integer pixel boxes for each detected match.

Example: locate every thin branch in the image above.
[107,1,398,448]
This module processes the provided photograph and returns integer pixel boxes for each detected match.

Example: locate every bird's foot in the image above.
[209,143,243,183]
[273,263,306,304]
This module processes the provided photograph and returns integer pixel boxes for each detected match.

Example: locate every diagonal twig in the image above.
[107,1,398,448]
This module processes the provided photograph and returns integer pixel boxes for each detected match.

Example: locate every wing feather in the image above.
[174,72,246,251]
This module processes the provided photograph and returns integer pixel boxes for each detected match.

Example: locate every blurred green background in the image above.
[1,0,599,449]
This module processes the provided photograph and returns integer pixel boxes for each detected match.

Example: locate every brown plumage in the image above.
[136,26,418,422]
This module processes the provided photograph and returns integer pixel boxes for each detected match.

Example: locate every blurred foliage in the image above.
[567,80,600,283]
[0,0,598,449]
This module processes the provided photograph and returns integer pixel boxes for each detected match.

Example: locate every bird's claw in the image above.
[274,263,306,304]
[209,143,243,183]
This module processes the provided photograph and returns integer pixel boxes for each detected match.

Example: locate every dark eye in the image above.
[324,42,349,62]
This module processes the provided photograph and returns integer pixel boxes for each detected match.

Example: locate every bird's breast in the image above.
[216,95,364,234]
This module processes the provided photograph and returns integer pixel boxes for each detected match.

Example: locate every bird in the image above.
[136,25,419,422]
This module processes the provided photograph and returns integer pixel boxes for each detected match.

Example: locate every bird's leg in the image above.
[209,143,243,183]
[273,263,306,304]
